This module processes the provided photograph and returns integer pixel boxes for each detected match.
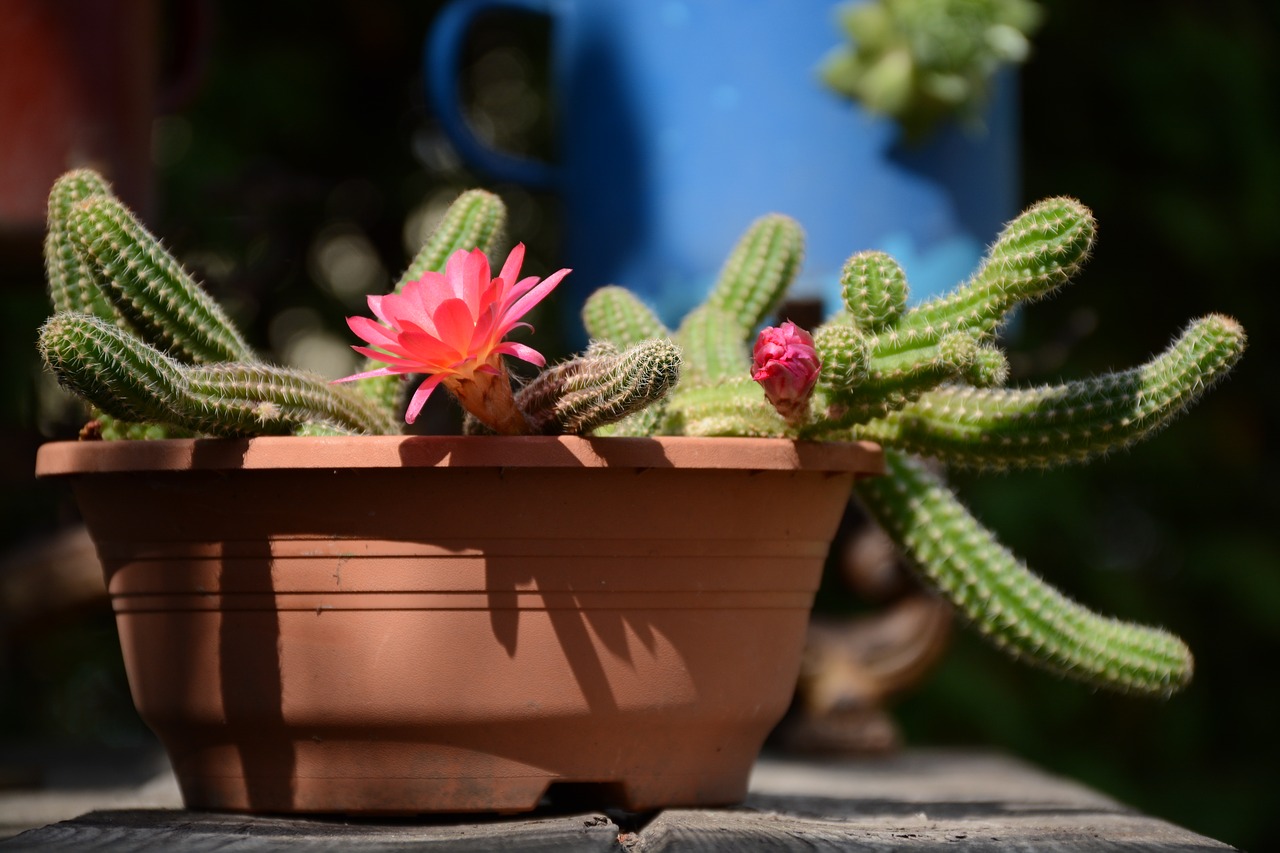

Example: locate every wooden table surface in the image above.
[0,748,1235,851]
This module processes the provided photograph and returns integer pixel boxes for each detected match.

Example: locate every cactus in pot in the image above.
[37,171,1246,699]
[580,199,1245,697]
[37,170,680,440]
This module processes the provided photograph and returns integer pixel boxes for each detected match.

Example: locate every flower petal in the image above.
[346,315,405,352]
[398,329,463,365]
[431,297,478,356]
[492,340,546,367]
[442,249,471,297]
[381,290,436,336]
[332,365,399,384]
[497,243,526,293]
[504,267,571,322]
[405,374,445,424]
[350,346,429,371]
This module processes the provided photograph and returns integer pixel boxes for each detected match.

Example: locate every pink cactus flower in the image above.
[335,244,569,432]
[752,321,821,424]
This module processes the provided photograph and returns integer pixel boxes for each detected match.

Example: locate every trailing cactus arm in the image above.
[187,364,401,436]
[45,170,119,321]
[582,286,671,346]
[358,189,507,416]
[68,196,254,363]
[704,213,805,332]
[397,189,507,287]
[39,313,398,437]
[39,312,188,426]
[861,315,1247,469]
[889,198,1096,348]
[857,450,1194,696]
[516,339,682,435]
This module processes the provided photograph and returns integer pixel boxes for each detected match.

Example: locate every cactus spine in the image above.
[856,450,1194,696]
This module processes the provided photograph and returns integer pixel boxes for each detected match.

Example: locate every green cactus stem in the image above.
[397,189,508,286]
[965,344,1011,388]
[858,449,1194,696]
[798,199,1094,433]
[676,306,750,388]
[581,285,672,347]
[39,313,396,437]
[813,322,872,397]
[91,415,194,441]
[890,197,1096,346]
[67,195,255,364]
[44,169,121,322]
[814,325,984,431]
[40,313,183,426]
[671,215,805,387]
[515,339,683,435]
[667,378,788,437]
[859,315,1247,468]
[702,213,806,333]
[356,189,508,414]
[840,250,908,332]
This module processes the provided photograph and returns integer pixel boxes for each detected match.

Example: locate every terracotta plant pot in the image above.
[35,435,883,815]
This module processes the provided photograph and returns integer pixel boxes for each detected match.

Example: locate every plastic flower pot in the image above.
[35,435,883,815]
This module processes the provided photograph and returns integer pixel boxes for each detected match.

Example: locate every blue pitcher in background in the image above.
[426,0,1019,326]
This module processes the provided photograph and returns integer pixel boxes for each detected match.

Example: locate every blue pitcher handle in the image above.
[425,0,558,189]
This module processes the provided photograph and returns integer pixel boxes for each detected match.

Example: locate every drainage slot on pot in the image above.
[538,780,632,814]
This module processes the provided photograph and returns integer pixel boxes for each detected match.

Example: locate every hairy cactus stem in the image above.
[581,285,671,347]
[45,169,119,322]
[857,450,1195,696]
[517,339,683,436]
[860,314,1247,469]
[840,249,908,332]
[890,197,1097,348]
[676,306,749,388]
[704,213,805,332]
[68,195,254,364]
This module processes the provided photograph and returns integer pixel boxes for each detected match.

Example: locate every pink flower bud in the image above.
[752,321,821,423]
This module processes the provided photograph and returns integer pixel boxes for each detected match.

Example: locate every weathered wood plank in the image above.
[0,809,620,852]
[0,750,1237,852]
[624,751,1237,852]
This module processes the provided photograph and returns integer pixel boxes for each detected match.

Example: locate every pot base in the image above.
[172,738,753,814]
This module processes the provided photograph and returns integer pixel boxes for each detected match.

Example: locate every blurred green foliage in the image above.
[1,1,1275,848]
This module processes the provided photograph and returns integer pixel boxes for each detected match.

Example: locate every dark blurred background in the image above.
[1,1,1275,849]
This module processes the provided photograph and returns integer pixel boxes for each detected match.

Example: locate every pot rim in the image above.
[35,435,884,477]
